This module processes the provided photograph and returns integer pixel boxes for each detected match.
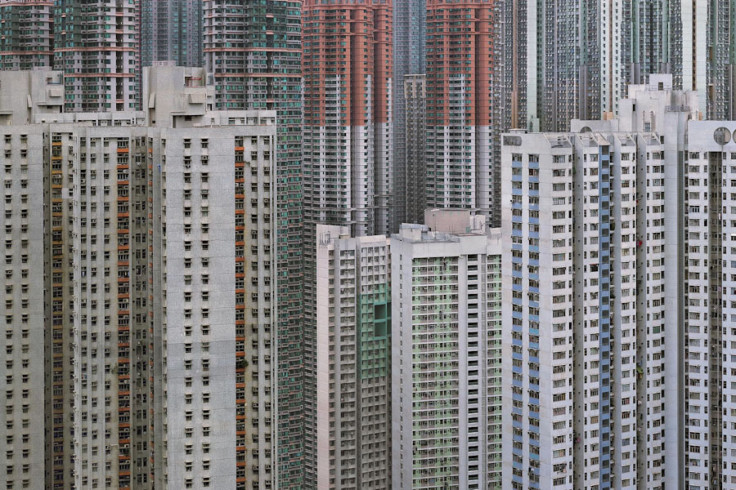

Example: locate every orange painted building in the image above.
[302,0,393,237]
[425,0,496,220]
[301,0,394,488]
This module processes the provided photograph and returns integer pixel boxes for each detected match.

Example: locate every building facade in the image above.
[0,0,139,111]
[392,0,425,230]
[141,0,202,68]
[425,0,496,224]
[404,74,427,225]
[1,123,47,490]
[52,0,140,112]
[0,67,277,490]
[494,0,534,133]
[302,1,393,486]
[501,74,696,489]
[501,131,638,489]
[0,0,54,71]
[681,120,736,487]
[302,0,393,237]
[155,114,277,490]
[504,0,736,133]
[314,225,392,489]
[202,6,305,485]
[391,212,503,488]
[670,0,736,120]
[0,70,64,124]
[202,4,304,488]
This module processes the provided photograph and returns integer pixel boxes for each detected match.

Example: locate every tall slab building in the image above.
[392,0,425,229]
[502,0,736,133]
[425,0,497,224]
[501,74,696,489]
[141,0,202,67]
[0,112,49,490]
[301,1,393,486]
[391,212,503,488]
[681,120,736,487]
[202,2,305,486]
[313,225,392,489]
[154,113,278,490]
[0,67,278,490]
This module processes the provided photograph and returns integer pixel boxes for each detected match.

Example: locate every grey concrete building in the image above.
[155,112,277,490]
[1,123,47,490]
[0,70,63,125]
[403,74,426,225]
[392,0,425,230]
[141,0,202,68]
[314,225,392,488]
[0,66,277,490]
[0,0,54,71]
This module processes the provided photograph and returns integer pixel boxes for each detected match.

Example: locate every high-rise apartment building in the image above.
[0,0,54,71]
[202,6,304,485]
[573,78,695,489]
[404,74,427,225]
[670,0,736,119]
[1,120,48,490]
[501,74,696,489]
[391,211,503,488]
[0,0,208,109]
[425,0,496,224]
[302,0,393,237]
[0,66,277,490]
[61,119,152,490]
[155,113,277,490]
[302,2,393,486]
[313,225,392,489]
[502,130,610,488]
[680,121,736,487]
[52,0,140,112]
[0,0,139,111]
[141,0,202,68]
[3,71,153,490]
[503,0,735,133]
[392,0,425,229]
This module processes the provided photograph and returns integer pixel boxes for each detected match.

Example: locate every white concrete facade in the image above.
[502,74,697,490]
[683,121,736,488]
[0,67,277,490]
[391,212,503,489]
[314,225,391,489]
[0,125,47,489]
[0,70,64,125]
